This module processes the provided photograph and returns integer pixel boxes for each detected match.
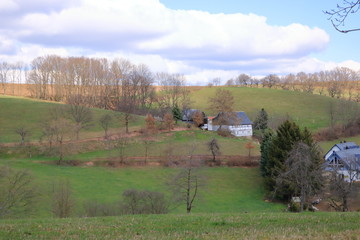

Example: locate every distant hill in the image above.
[190,87,353,131]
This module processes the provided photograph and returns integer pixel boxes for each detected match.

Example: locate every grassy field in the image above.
[190,87,348,131]
[1,212,359,239]
[0,95,144,143]
[1,149,281,217]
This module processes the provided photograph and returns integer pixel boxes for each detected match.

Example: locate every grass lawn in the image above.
[1,212,359,239]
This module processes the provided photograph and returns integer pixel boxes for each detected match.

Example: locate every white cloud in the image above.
[13,0,329,62]
[0,0,359,85]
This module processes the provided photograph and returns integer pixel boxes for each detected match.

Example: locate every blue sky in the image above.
[0,0,359,85]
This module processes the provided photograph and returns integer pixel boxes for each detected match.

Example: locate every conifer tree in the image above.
[253,108,268,131]
[172,105,182,124]
[261,120,322,201]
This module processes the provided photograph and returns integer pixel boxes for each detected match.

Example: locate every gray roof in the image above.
[335,142,359,151]
[213,111,252,125]
[331,148,360,170]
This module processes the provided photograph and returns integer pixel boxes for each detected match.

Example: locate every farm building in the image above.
[324,142,360,182]
[206,111,253,137]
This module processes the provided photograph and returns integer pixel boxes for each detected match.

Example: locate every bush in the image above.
[217,129,233,137]
[122,189,169,214]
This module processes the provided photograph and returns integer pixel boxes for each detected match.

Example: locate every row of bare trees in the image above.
[0,61,26,95]
[22,56,190,118]
[224,67,360,101]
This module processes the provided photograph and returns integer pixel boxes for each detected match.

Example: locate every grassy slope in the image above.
[1,212,360,239]
[190,87,341,131]
[3,150,281,217]
[0,95,143,143]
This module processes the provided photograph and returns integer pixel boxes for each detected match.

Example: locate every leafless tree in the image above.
[236,73,251,86]
[67,96,93,140]
[51,179,75,218]
[245,141,255,158]
[208,89,234,114]
[328,157,360,212]
[261,74,280,89]
[163,113,174,132]
[276,142,324,211]
[145,114,157,134]
[207,138,220,162]
[325,1,360,33]
[212,77,221,86]
[41,118,76,164]
[116,133,128,165]
[0,167,36,218]
[192,111,204,127]
[0,62,11,95]
[15,127,30,146]
[167,144,205,213]
[99,114,112,140]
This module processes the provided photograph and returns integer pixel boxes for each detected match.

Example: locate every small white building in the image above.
[207,111,253,137]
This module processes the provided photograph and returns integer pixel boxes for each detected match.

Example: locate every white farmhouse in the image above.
[207,111,253,137]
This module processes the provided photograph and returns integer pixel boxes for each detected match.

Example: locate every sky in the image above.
[0,0,360,85]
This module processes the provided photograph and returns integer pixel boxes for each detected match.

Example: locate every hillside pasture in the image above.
[0,95,144,143]
[190,87,351,131]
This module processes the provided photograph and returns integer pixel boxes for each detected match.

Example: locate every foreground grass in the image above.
[1,212,359,239]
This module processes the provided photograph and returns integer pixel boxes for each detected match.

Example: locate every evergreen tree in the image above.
[260,129,273,177]
[172,105,182,124]
[253,108,268,131]
[262,120,321,201]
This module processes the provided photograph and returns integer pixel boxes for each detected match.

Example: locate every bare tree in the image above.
[41,118,76,165]
[245,141,255,158]
[67,96,93,140]
[0,167,36,218]
[116,133,128,165]
[167,144,205,213]
[328,157,360,212]
[163,113,174,132]
[99,114,112,140]
[276,142,323,211]
[325,1,360,33]
[208,89,234,114]
[52,179,75,218]
[15,127,30,146]
[0,62,11,95]
[192,111,204,127]
[207,138,220,162]
[145,114,157,134]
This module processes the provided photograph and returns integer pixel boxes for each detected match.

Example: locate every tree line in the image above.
[222,67,360,101]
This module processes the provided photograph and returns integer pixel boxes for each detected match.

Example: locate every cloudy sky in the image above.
[1,0,360,85]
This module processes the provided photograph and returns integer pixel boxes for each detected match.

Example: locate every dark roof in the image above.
[213,111,252,125]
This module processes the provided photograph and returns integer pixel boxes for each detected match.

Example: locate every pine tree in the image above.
[259,129,273,177]
[253,108,268,131]
[262,120,321,201]
[172,105,182,124]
